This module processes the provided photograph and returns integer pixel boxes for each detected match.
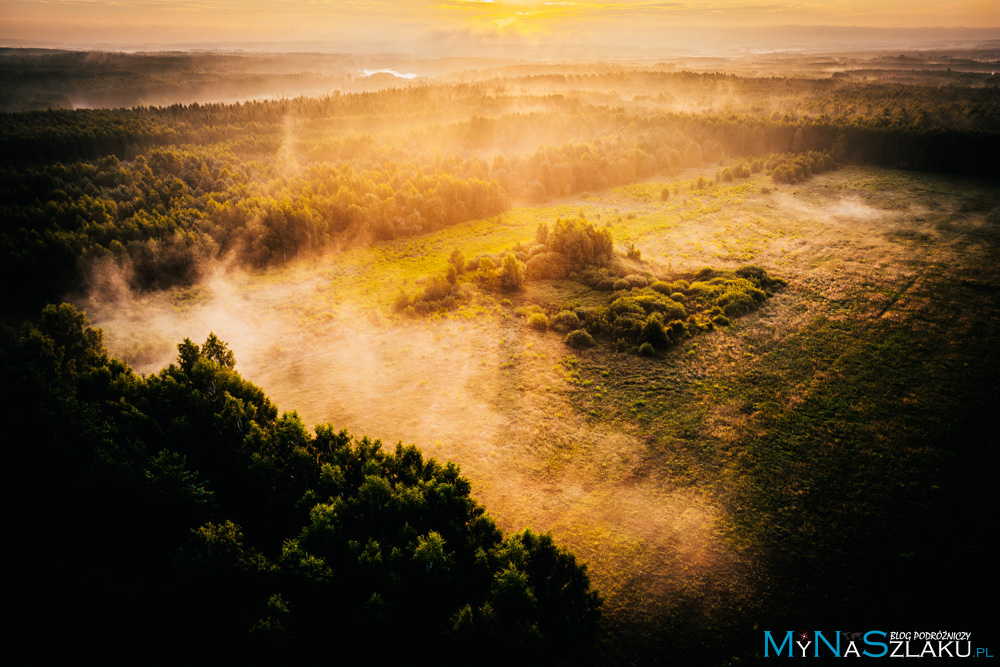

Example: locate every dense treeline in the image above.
[0,49,350,112]
[2,65,997,315]
[3,303,601,663]
[2,86,997,168]
[3,68,998,166]
[0,145,509,312]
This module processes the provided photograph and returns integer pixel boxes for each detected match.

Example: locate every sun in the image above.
[449,0,587,39]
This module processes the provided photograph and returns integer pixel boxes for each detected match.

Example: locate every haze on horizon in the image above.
[2,0,998,55]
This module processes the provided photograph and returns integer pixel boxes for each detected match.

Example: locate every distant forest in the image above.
[2,55,998,315]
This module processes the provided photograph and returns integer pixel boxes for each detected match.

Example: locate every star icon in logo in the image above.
[799,631,811,641]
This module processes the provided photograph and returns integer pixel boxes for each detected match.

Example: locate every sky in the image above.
[1,0,998,52]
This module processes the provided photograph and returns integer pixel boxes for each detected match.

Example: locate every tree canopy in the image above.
[3,303,601,664]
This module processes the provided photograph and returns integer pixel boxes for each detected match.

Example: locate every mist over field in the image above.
[2,4,998,663]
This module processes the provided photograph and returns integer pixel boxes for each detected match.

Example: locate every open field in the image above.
[85,164,999,662]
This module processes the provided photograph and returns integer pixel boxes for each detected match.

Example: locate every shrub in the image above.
[393,289,410,312]
[500,253,526,292]
[666,319,689,343]
[420,275,457,302]
[546,217,614,271]
[577,307,609,336]
[526,252,567,280]
[638,342,655,357]
[610,313,644,340]
[612,278,631,291]
[449,248,465,274]
[565,329,596,349]
[650,281,671,294]
[536,221,549,243]
[578,267,605,288]
[527,313,549,331]
[628,292,687,321]
[735,265,788,292]
[477,257,499,292]
[609,296,645,316]
[715,280,767,316]
[685,282,712,301]
[660,187,670,201]
[551,310,582,332]
[640,315,669,350]
[624,274,649,288]
[687,314,712,333]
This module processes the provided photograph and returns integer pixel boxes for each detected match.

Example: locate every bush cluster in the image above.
[768,150,837,184]
[547,265,786,356]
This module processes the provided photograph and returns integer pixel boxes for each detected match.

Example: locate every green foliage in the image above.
[404,273,468,315]
[3,64,998,314]
[769,150,837,184]
[202,332,236,369]
[623,273,649,288]
[3,303,601,663]
[477,257,500,292]
[572,267,784,356]
[414,531,450,573]
[545,217,614,274]
[178,332,238,372]
[714,281,767,317]
[526,251,568,280]
[638,342,655,357]
[527,312,549,331]
[550,310,582,332]
[565,329,596,349]
[736,264,790,292]
[640,315,670,350]
[650,280,672,294]
[449,248,466,274]
[535,221,549,244]
[400,214,622,318]
[499,252,526,292]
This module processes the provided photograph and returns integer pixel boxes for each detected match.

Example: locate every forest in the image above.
[3,304,600,663]
[3,60,997,316]
[2,47,998,664]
